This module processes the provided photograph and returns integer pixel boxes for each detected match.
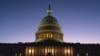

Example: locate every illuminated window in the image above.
[26,47,28,56]
[29,47,32,54]
[67,49,71,54]
[46,33,49,38]
[77,53,79,56]
[29,49,31,54]
[51,47,54,55]
[86,53,88,56]
[15,53,17,56]
[19,53,21,56]
[64,48,67,55]
[70,47,73,56]
[50,33,53,38]
[45,46,48,55]
[48,48,50,52]
[32,47,34,55]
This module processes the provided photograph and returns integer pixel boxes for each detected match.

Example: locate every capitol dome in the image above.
[36,5,63,42]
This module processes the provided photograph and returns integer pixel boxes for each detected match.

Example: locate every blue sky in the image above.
[0,0,100,43]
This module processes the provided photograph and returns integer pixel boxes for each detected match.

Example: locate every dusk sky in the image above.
[0,0,100,44]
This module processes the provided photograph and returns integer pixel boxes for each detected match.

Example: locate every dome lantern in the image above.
[47,5,52,16]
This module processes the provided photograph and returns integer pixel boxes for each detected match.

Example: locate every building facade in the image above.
[0,5,100,56]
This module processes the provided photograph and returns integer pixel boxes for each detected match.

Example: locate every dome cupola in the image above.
[35,5,63,42]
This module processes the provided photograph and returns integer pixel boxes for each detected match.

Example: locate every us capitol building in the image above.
[0,5,100,56]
